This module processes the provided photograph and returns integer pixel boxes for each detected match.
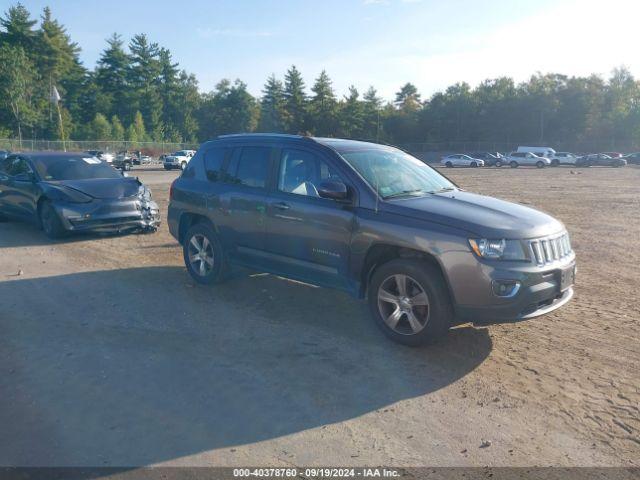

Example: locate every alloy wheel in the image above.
[187,234,215,276]
[377,274,430,335]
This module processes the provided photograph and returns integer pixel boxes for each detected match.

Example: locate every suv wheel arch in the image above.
[178,212,215,244]
[360,244,455,304]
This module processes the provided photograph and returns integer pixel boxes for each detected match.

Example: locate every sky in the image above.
[5,0,640,101]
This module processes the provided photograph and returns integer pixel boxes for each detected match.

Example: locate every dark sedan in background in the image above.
[576,153,627,167]
[0,151,160,238]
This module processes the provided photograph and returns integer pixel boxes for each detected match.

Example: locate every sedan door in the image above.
[263,147,355,290]
[0,156,39,221]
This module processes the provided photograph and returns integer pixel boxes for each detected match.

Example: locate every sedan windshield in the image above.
[339,146,456,199]
[32,156,123,181]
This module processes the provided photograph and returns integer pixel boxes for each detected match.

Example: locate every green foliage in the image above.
[1,2,640,151]
[111,115,124,140]
[90,112,111,140]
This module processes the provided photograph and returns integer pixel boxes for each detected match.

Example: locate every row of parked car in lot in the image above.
[0,134,580,345]
[441,146,636,168]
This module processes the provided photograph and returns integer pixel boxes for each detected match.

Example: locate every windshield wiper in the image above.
[431,186,456,193]
[383,189,426,199]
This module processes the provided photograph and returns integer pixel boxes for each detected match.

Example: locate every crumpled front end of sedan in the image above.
[50,183,161,234]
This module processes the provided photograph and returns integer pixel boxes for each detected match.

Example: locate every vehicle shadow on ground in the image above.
[0,266,492,468]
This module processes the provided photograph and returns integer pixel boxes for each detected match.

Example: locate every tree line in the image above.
[1,3,639,150]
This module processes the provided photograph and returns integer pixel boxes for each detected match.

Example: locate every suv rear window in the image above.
[228,146,271,188]
[204,147,227,182]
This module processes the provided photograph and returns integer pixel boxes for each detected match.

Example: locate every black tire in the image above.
[182,223,227,285]
[495,160,502,167]
[536,161,545,168]
[39,200,67,239]
[124,162,132,171]
[181,162,187,171]
[445,161,453,168]
[164,166,171,171]
[368,259,453,346]
[551,159,560,167]
[510,161,518,168]
[470,161,478,168]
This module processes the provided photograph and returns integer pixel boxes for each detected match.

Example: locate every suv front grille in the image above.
[529,232,572,266]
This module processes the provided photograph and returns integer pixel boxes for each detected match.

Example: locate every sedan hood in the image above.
[48,178,140,200]
[384,190,564,239]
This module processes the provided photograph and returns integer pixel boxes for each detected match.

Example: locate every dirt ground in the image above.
[0,165,638,467]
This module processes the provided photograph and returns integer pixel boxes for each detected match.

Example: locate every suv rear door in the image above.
[263,146,355,290]
[218,144,274,263]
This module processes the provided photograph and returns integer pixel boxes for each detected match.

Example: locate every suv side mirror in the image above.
[318,180,348,201]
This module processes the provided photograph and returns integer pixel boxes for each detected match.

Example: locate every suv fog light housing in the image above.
[492,280,521,297]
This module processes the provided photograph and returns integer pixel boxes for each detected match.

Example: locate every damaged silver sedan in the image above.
[0,151,160,238]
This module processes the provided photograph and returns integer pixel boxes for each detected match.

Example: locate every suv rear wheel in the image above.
[183,223,226,284]
[368,259,452,346]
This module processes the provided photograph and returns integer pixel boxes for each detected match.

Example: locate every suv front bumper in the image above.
[448,252,576,325]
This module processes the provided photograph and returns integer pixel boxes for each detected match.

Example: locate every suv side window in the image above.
[227,146,271,188]
[203,147,227,182]
[278,148,342,197]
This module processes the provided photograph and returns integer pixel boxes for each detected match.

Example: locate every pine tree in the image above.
[339,85,364,139]
[90,113,111,140]
[128,34,162,134]
[395,83,421,111]
[309,70,337,136]
[258,74,286,132]
[111,114,125,140]
[0,44,39,142]
[362,86,383,141]
[283,65,307,134]
[0,4,37,55]
[95,33,130,120]
[132,110,147,142]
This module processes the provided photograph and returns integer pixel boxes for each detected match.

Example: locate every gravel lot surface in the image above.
[1,165,638,467]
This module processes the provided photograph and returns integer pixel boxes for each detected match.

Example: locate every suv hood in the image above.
[47,178,140,200]
[384,190,564,239]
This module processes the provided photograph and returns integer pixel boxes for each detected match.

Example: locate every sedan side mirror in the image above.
[13,172,35,182]
[318,180,349,201]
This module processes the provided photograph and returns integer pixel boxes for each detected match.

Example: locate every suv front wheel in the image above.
[368,259,452,346]
[183,223,226,284]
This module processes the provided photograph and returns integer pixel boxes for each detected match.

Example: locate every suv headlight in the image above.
[469,238,528,261]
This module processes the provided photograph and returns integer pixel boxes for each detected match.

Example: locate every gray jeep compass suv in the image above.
[168,134,576,345]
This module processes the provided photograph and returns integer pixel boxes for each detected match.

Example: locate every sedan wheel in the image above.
[470,162,478,168]
[536,161,545,168]
[510,161,518,168]
[495,160,502,167]
[39,201,66,239]
[377,274,430,335]
[445,161,453,168]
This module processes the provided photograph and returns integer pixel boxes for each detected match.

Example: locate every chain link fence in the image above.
[0,139,199,157]
[2,138,638,163]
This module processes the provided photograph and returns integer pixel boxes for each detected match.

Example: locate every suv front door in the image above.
[264,147,355,290]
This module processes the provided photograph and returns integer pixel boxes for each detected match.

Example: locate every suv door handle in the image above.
[272,202,290,210]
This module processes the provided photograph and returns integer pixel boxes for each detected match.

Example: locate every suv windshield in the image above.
[338,146,455,199]
[32,156,122,181]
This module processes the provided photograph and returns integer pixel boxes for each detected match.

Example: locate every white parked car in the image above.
[440,154,485,168]
[516,146,556,157]
[548,152,578,166]
[163,150,196,170]
[504,152,551,168]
